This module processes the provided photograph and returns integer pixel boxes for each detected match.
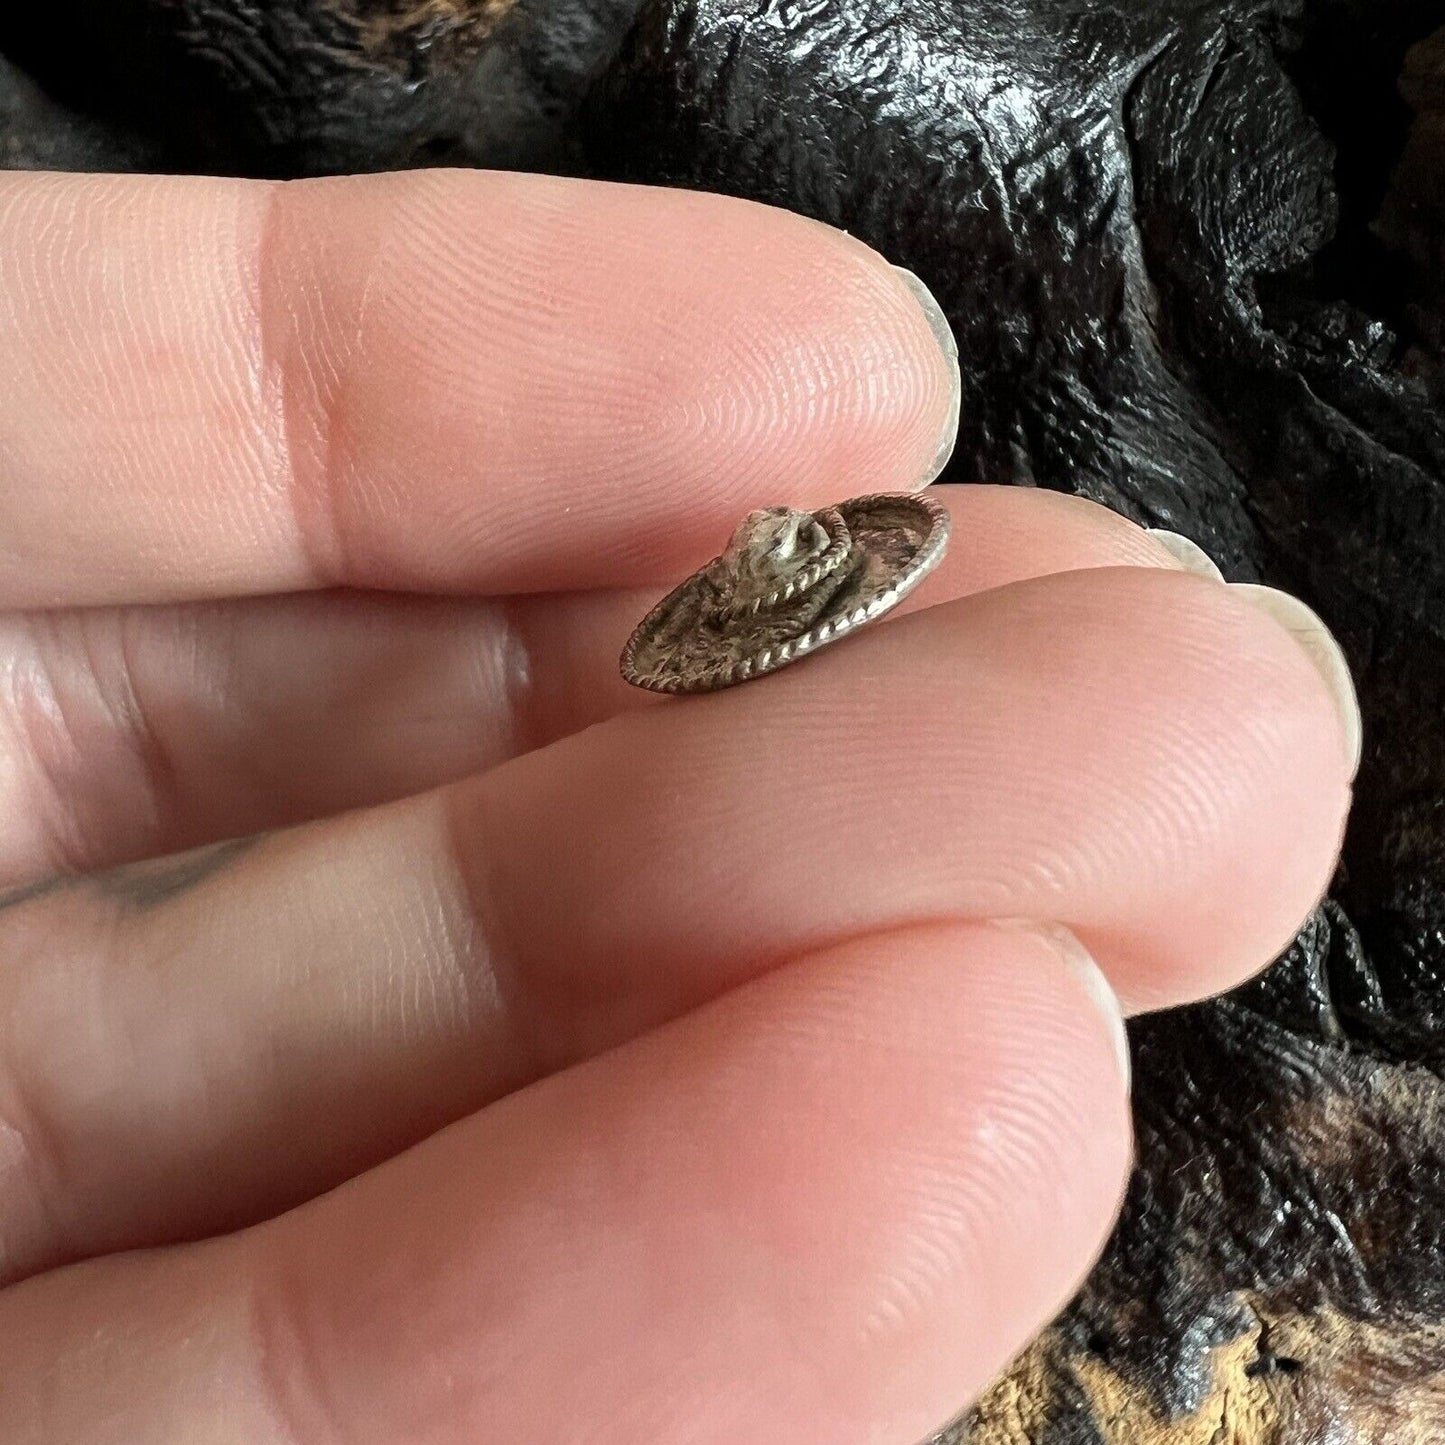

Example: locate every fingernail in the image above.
[893,266,960,489]
[1145,528,1225,582]
[996,920,1130,1087]
[1044,924,1131,1088]
[1231,584,1363,780]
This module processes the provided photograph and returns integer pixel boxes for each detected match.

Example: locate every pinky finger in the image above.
[0,919,1130,1445]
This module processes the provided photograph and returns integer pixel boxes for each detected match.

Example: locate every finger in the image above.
[0,169,955,608]
[3,486,1179,878]
[0,564,1348,1281]
[0,921,1132,1445]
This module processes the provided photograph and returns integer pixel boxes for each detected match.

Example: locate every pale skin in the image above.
[0,168,1353,1442]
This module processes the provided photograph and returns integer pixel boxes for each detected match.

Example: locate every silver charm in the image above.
[621,492,950,694]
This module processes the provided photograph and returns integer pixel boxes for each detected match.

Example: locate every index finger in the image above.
[0,170,958,607]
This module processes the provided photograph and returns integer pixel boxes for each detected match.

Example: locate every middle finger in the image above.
[0,487,1176,880]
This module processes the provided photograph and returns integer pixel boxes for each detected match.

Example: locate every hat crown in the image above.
[709,506,854,622]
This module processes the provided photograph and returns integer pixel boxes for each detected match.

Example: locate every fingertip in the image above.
[1078,570,1357,1011]
[249,920,1133,1445]
[889,485,1185,618]
[888,265,961,487]
[315,174,969,589]
[1228,583,1362,781]
[705,919,1135,1435]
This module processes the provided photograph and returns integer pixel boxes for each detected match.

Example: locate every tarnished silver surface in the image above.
[620,492,950,693]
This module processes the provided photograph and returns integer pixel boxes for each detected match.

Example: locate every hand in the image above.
[0,169,1354,1442]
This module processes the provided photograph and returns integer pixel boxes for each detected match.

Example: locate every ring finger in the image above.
[0,562,1352,1284]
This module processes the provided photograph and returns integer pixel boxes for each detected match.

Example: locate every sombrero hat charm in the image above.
[620,492,950,694]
